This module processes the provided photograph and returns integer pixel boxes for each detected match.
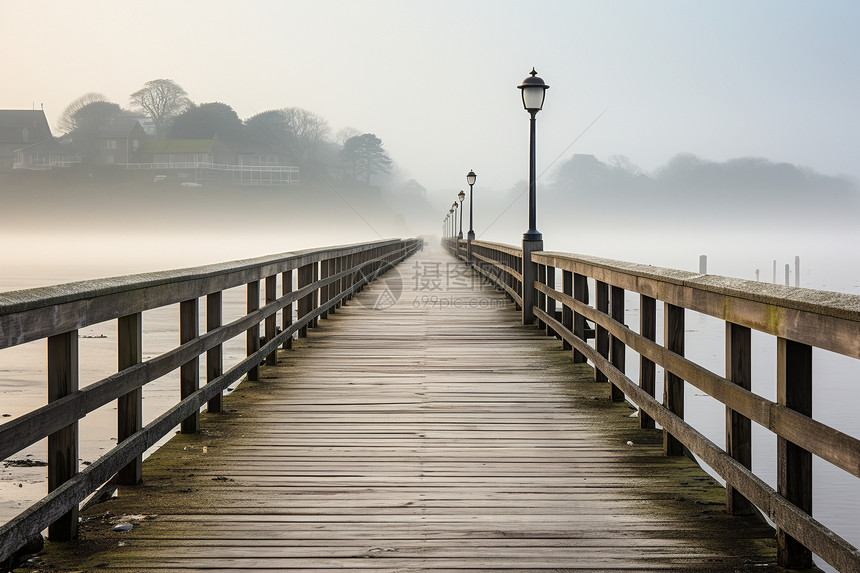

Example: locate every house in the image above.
[131,139,215,167]
[13,138,82,170]
[0,110,53,170]
[92,119,148,165]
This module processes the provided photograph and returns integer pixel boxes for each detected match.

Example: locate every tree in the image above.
[341,133,392,184]
[282,107,330,161]
[129,79,190,138]
[335,126,362,146]
[57,92,118,134]
[169,102,244,140]
[245,109,295,149]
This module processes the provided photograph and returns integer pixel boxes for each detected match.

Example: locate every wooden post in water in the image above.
[246,281,260,380]
[265,275,277,365]
[117,313,142,484]
[726,322,754,515]
[777,338,813,568]
[609,285,625,402]
[206,292,223,413]
[595,281,609,384]
[663,303,685,456]
[47,330,78,541]
[180,299,199,433]
[639,295,656,429]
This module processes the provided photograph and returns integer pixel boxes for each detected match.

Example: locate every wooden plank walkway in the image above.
[36,245,786,572]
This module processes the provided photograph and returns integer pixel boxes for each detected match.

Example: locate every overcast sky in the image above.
[4,0,858,196]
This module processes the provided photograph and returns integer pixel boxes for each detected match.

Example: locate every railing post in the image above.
[206,292,223,413]
[562,270,573,351]
[298,264,313,337]
[639,295,656,429]
[117,313,142,484]
[246,281,260,380]
[282,270,293,349]
[726,322,753,514]
[47,330,79,541]
[572,274,588,363]
[777,337,813,568]
[521,239,543,325]
[595,281,609,384]
[545,265,556,338]
[537,263,547,330]
[180,298,199,433]
[265,275,277,365]
[311,261,319,328]
[609,285,626,402]
[319,259,330,320]
[663,303,685,456]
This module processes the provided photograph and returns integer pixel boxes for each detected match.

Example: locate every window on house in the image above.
[107,140,118,150]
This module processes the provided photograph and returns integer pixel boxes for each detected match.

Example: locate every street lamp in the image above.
[466,170,476,241]
[449,207,455,239]
[517,67,549,325]
[457,190,465,239]
[518,68,549,241]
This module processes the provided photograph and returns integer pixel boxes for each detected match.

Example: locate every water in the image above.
[1,229,858,572]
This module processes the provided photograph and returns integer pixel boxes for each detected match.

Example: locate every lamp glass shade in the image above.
[521,84,547,112]
[466,171,477,185]
[458,190,465,202]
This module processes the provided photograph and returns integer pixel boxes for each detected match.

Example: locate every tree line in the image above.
[57,79,392,184]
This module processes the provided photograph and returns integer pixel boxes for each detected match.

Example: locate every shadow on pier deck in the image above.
[31,245,787,572]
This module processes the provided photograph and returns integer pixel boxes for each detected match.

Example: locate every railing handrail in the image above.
[0,239,405,348]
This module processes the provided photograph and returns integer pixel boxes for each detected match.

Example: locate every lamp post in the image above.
[449,207,455,240]
[457,190,465,239]
[517,68,549,325]
[466,170,476,264]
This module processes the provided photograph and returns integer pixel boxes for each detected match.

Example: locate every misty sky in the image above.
[3,0,858,196]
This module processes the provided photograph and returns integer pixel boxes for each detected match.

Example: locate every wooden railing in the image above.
[0,238,423,564]
[447,238,860,572]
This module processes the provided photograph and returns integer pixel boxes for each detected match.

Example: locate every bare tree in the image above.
[129,79,191,138]
[57,92,112,134]
[336,126,362,146]
[282,107,330,161]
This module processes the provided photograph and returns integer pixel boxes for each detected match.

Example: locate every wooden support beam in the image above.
[595,281,609,384]
[180,299,199,433]
[265,275,277,365]
[664,303,685,456]
[573,273,588,364]
[562,270,572,351]
[47,330,79,541]
[246,281,260,380]
[609,285,626,402]
[777,337,813,568]
[726,322,754,515]
[117,313,142,485]
[206,292,223,413]
[281,270,293,349]
[639,295,656,429]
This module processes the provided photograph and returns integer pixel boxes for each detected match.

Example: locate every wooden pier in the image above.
[4,236,860,571]
[28,245,784,571]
